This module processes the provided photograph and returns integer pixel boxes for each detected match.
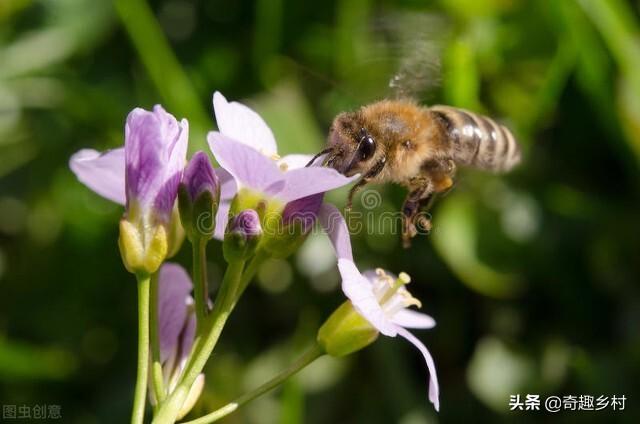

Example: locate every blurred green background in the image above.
[1,0,639,422]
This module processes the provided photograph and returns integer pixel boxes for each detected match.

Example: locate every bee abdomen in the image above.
[429,105,521,172]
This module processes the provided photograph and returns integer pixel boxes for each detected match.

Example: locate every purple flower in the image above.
[70,105,188,272]
[181,151,219,203]
[207,92,356,239]
[338,259,440,411]
[70,105,188,225]
[155,263,204,418]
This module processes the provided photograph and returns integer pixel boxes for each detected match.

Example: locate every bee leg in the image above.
[346,157,387,211]
[402,186,433,248]
[414,193,436,234]
[408,160,456,240]
[346,179,368,211]
[305,148,333,167]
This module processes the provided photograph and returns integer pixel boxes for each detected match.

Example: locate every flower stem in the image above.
[178,249,263,385]
[192,237,209,333]
[149,271,165,405]
[182,344,324,424]
[132,273,151,424]
[152,259,245,424]
[233,250,268,305]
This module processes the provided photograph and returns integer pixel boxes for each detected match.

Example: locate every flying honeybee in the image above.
[303,12,521,247]
[307,100,522,247]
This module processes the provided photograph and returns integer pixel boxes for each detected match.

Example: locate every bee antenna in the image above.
[305,148,333,167]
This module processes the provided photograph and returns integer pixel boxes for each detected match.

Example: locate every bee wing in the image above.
[376,12,448,100]
[279,12,448,107]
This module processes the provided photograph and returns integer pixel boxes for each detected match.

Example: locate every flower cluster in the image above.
[69,91,440,423]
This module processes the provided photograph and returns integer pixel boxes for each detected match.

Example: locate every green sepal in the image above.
[223,227,260,263]
[317,301,379,357]
[262,220,309,259]
[178,183,219,241]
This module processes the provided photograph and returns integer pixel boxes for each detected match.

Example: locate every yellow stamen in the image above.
[379,270,413,305]
[398,272,411,284]
[376,268,395,286]
[399,290,422,308]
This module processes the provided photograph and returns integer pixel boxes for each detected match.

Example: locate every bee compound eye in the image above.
[359,135,376,160]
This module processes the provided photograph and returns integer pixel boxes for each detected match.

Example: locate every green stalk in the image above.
[149,271,165,405]
[132,273,151,424]
[182,344,324,424]
[192,237,209,333]
[152,259,246,424]
[233,250,268,305]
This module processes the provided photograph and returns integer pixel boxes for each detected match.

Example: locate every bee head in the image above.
[322,112,377,176]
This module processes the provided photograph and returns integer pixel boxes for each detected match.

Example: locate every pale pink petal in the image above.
[152,111,188,221]
[125,107,168,206]
[391,309,436,329]
[213,168,237,240]
[69,148,125,205]
[161,110,189,185]
[278,167,356,202]
[318,204,353,261]
[124,105,188,222]
[338,259,396,337]
[208,132,284,194]
[212,91,277,156]
[179,309,196,360]
[282,194,323,232]
[158,263,193,363]
[396,326,440,411]
[277,154,314,170]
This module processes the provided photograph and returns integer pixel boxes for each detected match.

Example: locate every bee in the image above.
[308,99,522,247]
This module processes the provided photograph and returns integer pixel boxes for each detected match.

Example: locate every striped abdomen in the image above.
[429,105,521,172]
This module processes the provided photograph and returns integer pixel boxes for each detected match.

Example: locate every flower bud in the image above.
[118,219,168,275]
[178,151,220,241]
[223,209,262,262]
[316,301,379,357]
[176,373,205,420]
